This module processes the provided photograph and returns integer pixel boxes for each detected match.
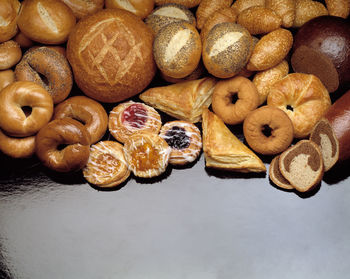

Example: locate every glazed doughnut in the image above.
[15,47,73,104]
[0,40,22,70]
[211,76,259,125]
[53,96,108,144]
[35,118,91,173]
[159,121,202,165]
[0,70,15,91]
[243,106,294,155]
[0,129,36,158]
[0,81,54,137]
[60,0,104,20]
[108,101,162,144]
[0,0,21,43]
[83,141,131,188]
[123,132,171,178]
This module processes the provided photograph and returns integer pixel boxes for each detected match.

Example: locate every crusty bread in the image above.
[0,0,21,43]
[310,118,339,171]
[105,0,154,19]
[279,140,324,192]
[67,9,156,103]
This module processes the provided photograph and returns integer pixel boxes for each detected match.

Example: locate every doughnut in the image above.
[35,118,91,173]
[15,47,73,104]
[0,81,53,137]
[159,121,202,165]
[123,132,171,178]
[0,40,22,70]
[211,76,259,125]
[243,106,294,155]
[108,101,162,144]
[83,141,131,188]
[0,69,15,91]
[53,96,108,144]
[0,129,36,158]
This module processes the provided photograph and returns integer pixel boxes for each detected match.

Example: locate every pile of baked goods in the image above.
[0,0,349,194]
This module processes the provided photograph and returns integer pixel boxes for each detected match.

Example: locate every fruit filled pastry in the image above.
[123,132,171,178]
[83,141,131,188]
[108,101,162,144]
[139,77,217,123]
[159,120,202,165]
[202,108,266,173]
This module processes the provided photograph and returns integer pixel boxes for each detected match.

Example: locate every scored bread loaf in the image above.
[279,140,324,192]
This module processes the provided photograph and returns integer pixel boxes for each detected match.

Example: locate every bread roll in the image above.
[293,0,328,28]
[196,0,233,30]
[265,0,295,28]
[153,21,202,79]
[60,0,104,20]
[231,0,265,14]
[0,40,22,70]
[0,69,15,91]
[155,0,200,8]
[105,0,154,19]
[17,0,76,44]
[325,0,350,18]
[0,0,21,43]
[67,9,156,103]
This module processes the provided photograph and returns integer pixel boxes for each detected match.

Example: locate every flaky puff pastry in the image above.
[139,77,217,123]
[123,132,171,178]
[160,121,202,165]
[202,108,266,173]
[109,101,162,144]
[83,141,130,188]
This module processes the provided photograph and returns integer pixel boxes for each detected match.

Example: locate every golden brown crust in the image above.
[243,106,294,155]
[0,40,22,70]
[0,81,54,137]
[123,132,171,178]
[67,9,156,103]
[231,0,265,14]
[293,0,328,28]
[17,0,76,44]
[325,0,350,18]
[155,0,201,8]
[159,120,202,165]
[0,128,36,158]
[265,0,296,28]
[60,0,104,20]
[202,108,266,173]
[13,31,35,48]
[108,101,162,144]
[35,118,91,173]
[247,28,293,71]
[105,0,154,19]
[153,21,202,79]
[212,76,259,125]
[54,96,108,144]
[0,69,15,91]
[139,77,217,123]
[83,141,131,188]
[0,0,21,43]
[196,0,233,30]
[202,22,253,78]
[267,73,331,138]
[15,47,72,104]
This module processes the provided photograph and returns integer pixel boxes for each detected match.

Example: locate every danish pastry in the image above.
[109,101,162,144]
[202,108,266,173]
[159,121,202,165]
[123,132,171,178]
[83,141,131,188]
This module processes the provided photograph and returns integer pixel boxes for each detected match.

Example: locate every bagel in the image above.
[15,47,72,104]
[0,69,15,91]
[0,129,36,158]
[53,96,108,144]
[0,40,22,70]
[35,118,91,173]
[243,106,294,155]
[0,81,54,137]
[211,76,259,125]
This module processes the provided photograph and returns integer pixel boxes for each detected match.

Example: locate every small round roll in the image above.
[105,0,154,19]
[0,40,22,70]
[0,69,15,91]
[35,118,91,173]
[53,96,108,144]
[153,21,202,79]
[60,0,104,20]
[17,0,76,44]
[15,46,73,104]
[0,0,21,43]
[0,81,54,137]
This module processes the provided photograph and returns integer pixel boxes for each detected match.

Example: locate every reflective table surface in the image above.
[0,147,350,279]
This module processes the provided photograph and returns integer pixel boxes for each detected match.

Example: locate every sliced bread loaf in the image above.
[269,155,293,190]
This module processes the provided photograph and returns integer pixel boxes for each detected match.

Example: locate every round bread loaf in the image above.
[291,16,350,92]
[145,3,196,35]
[153,21,202,79]
[17,0,76,45]
[67,9,156,103]
[0,0,21,43]
[202,22,252,79]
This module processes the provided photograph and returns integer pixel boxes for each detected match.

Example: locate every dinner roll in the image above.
[0,0,21,43]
